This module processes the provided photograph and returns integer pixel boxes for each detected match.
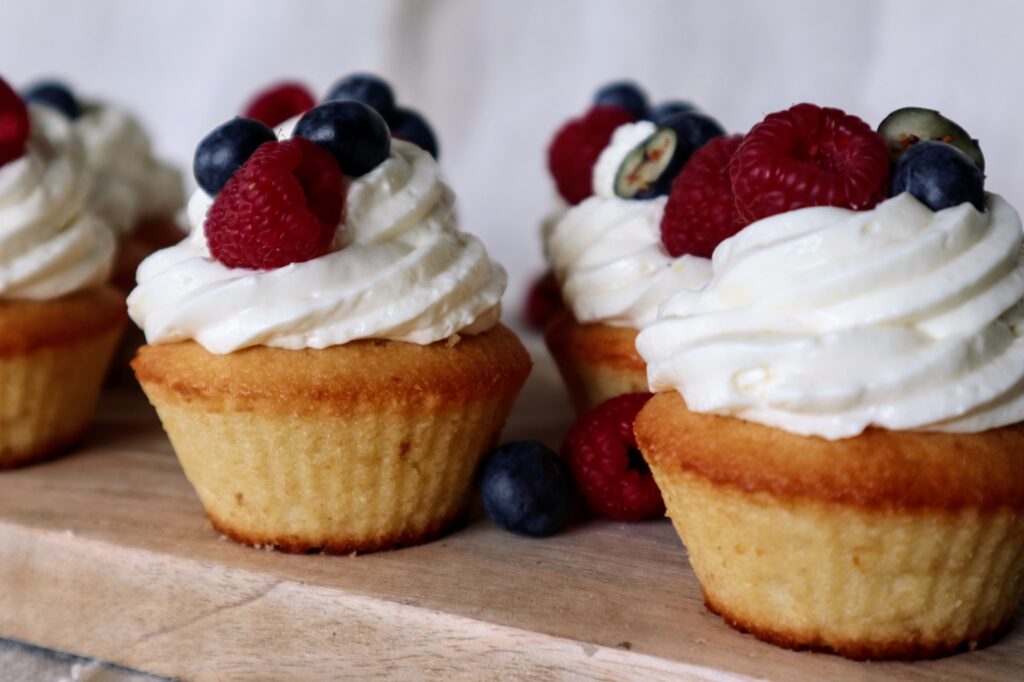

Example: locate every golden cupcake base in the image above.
[544,310,648,413]
[635,391,1024,660]
[0,287,126,469]
[133,325,531,553]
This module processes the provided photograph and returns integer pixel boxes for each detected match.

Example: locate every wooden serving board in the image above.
[0,342,1022,681]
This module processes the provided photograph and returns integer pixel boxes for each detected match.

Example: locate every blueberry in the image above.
[294,100,390,176]
[878,106,984,170]
[641,112,725,196]
[650,100,697,124]
[388,107,439,159]
[594,80,649,120]
[22,80,81,119]
[193,117,276,194]
[891,140,985,212]
[661,111,725,151]
[324,73,396,120]
[614,127,687,199]
[479,441,573,537]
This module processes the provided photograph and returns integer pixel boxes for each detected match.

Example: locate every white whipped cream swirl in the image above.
[75,102,184,235]
[0,107,115,300]
[637,192,1024,439]
[128,140,505,354]
[546,121,711,328]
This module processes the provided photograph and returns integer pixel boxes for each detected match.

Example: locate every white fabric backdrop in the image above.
[2,0,1020,314]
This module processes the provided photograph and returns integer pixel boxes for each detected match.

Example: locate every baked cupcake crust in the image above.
[635,392,1024,659]
[636,391,1024,511]
[544,309,648,412]
[134,325,532,553]
[0,286,127,356]
[1,286,126,468]
[134,324,531,414]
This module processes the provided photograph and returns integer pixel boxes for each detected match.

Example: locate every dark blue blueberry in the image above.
[891,140,985,212]
[388,107,439,159]
[662,111,725,151]
[643,112,725,196]
[324,73,396,120]
[294,100,390,176]
[193,117,276,194]
[594,80,649,120]
[650,100,697,124]
[479,441,573,537]
[22,80,81,119]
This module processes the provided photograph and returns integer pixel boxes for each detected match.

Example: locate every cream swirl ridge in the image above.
[546,121,712,328]
[547,194,711,328]
[75,102,185,235]
[0,107,115,300]
[128,140,505,354]
[637,192,1024,439]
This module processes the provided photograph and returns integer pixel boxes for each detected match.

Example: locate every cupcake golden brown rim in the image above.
[0,286,127,355]
[133,324,531,414]
[636,391,1024,512]
[544,308,649,412]
[544,309,645,373]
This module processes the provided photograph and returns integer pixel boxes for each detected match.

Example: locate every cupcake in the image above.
[0,78,125,469]
[22,80,186,290]
[542,81,733,412]
[129,75,529,553]
[635,103,1024,659]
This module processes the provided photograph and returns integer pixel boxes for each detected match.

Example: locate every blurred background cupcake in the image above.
[20,79,186,290]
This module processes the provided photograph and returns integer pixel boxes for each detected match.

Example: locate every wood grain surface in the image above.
[0,344,1021,681]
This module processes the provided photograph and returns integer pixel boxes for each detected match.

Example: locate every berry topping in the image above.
[294,100,390,177]
[891,140,985,212]
[563,393,663,522]
[612,125,680,199]
[877,106,984,170]
[242,81,315,128]
[0,77,30,167]
[205,138,344,270]
[524,270,563,330]
[661,134,746,258]
[388,106,439,159]
[548,105,636,205]
[650,100,696,124]
[662,111,725,152]
[325,73,396,120]
[479,441,573,537]
[594,80,649,120]
[21,79,81,119]
[193,117,277,195]
[731,104,890,223]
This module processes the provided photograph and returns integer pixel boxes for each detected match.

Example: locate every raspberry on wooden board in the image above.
[563,392,664,522]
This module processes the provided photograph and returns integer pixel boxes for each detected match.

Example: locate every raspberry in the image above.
[548,105,635,205]
[563,392,663,522]
[523,270,563,330]
[242,82,316,128]
[205,138,344,270]
[731,103,889,223]
[661,134,745,258]
[0,77,30,167]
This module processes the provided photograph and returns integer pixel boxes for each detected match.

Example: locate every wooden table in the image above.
[0,341,1021,680]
